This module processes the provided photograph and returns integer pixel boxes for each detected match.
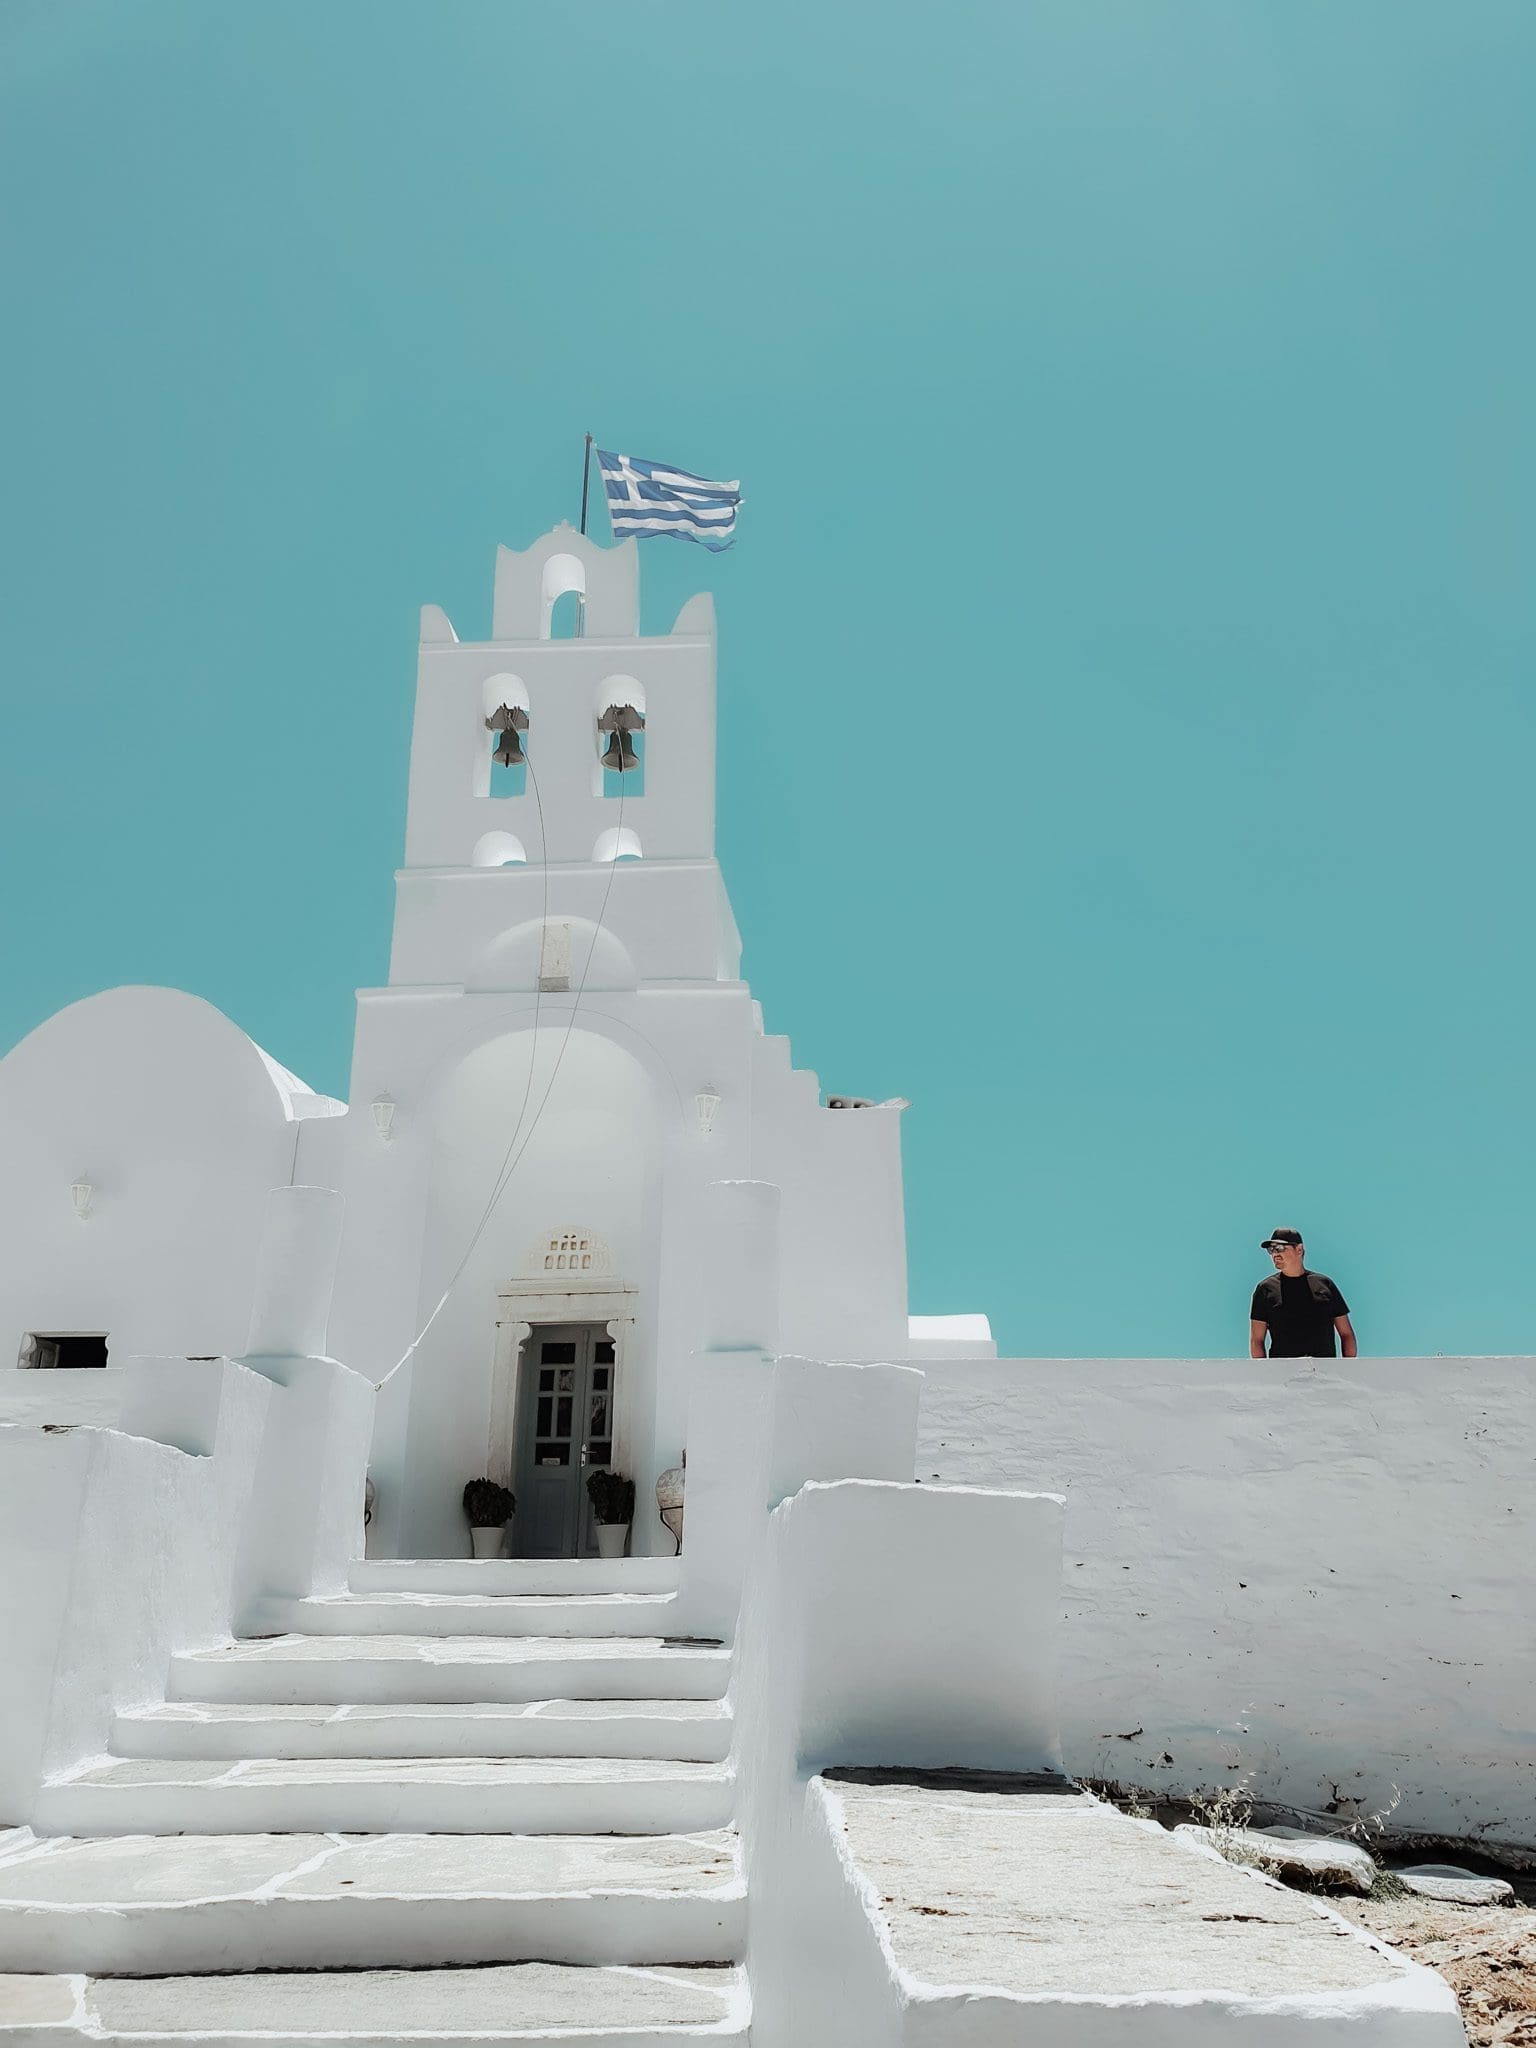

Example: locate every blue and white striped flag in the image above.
[596,448,742,551]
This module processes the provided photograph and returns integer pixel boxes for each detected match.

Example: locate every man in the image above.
[1249,1228,1357,1359]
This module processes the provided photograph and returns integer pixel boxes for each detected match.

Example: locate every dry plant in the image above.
[1188,1773,1263,1864]
[1348,1785,1404,1897]
[1346,1783,1403,1849]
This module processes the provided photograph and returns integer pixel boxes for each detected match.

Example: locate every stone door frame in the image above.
[489,1274,638,1494]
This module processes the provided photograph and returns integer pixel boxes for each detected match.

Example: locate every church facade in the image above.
[0,526,958,1562]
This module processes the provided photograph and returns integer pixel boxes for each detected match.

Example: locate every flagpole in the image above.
[575,434,595,637]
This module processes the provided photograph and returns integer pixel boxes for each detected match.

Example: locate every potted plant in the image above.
[586,1470,635,1560]
[462,1478,515,1559]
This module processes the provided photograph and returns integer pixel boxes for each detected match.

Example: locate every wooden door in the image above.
[511,1325,617,1558]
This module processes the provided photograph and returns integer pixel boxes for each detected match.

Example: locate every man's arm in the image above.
[1250,1318,1269,1359]
[1335,1314,1357,1358]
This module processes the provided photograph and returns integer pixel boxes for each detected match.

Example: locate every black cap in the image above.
[1261,1226,1303,1250]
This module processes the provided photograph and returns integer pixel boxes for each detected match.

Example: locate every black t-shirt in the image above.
[1250,1270,1349,1358]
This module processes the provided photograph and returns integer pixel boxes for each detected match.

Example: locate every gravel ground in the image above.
[1086,1784,1536,2044]
[1332,1894,1536,2047]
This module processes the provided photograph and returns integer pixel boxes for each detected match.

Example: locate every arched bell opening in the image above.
[595,674,646,797]
[481,674,531,798]
[541,554,587,640]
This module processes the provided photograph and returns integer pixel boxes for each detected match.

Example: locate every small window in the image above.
[20,1332,109,1370]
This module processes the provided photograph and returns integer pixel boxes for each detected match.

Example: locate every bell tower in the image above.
[333,522,909,1562]
[386,525,738,992]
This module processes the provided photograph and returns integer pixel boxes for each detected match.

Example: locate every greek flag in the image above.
[596,448,742,551]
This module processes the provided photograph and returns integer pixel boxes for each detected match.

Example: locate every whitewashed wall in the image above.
[0,1360,270,1822]
[916,1356,1536,1846]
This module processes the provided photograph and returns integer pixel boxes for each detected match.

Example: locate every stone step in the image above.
[0,1962,749,2048]
[36,1758,734,1838]
[0,1830,744,1976]
[350,1558,680,1599]
[257,1590,681,1640]
[169,1637,731,1708]
[823,1771,1460,2032]
[112,1698,733,1765]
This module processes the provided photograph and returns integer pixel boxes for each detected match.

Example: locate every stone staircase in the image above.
[0,1558,748,2046]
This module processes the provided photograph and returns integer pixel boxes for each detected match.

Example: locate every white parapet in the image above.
[744,1479,1064,1778]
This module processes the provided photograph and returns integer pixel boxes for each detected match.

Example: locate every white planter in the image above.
[595,1523,629,1560]
[470,1525,505,1559]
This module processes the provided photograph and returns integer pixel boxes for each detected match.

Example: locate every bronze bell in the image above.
[485,704,529,769]
[600,729,639,774]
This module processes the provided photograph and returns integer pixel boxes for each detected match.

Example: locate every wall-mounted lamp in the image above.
[370,1093,398,1145]
[694,1086,721,1140]
[70,1179,94,1222]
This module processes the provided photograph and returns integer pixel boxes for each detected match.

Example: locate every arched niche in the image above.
[593,827,643,864]
[399,1028,658,1557]
[472,831,527,869]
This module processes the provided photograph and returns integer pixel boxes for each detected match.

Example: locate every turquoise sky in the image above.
[3,3,1533,1358]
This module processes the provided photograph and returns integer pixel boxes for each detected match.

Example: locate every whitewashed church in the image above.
[0,524,927,1564]
[0,528,1508,2046]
